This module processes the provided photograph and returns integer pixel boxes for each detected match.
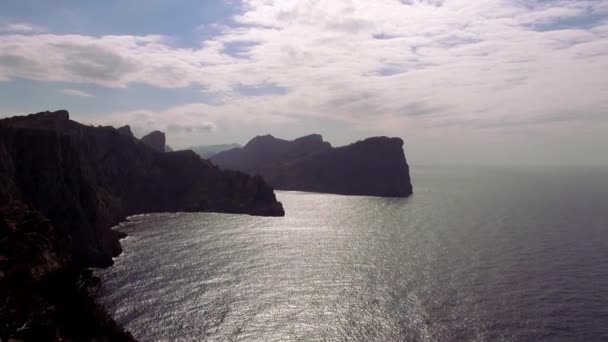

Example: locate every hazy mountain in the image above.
[190,143,242,159]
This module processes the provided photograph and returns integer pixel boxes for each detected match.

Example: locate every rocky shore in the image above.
[0,202,135,341]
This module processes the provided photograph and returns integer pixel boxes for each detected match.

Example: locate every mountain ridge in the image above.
[211,134,413,197]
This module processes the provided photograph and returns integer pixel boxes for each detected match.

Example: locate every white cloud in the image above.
[0,22,44,34]
[60,88,93,97]
[88,96,299,147]
[1,0,608,152]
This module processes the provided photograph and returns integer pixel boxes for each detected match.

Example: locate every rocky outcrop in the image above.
[140,130,166,153]
[117,125,134,139]
[0,110,284,267]
[211,134,413,197]
[0,202,135,341]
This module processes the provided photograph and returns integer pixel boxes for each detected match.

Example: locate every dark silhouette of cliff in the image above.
[0,110,284,267]
[141,130,166,152]
[211,134,413,197]
[0,202,136,341]
[117,125,135,139]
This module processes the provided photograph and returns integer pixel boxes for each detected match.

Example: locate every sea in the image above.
[97,166,608,341]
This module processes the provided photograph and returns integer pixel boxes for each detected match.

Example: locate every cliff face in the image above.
[0,202,135,341]
[0,110,284,267]
[117,125,135,139]
[211,134,413,197]
[140,130,166,153]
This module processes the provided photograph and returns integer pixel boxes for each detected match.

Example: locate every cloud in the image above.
[58,43,138,83]
[0,22,43,34]
[0,0,607,142]
[235,82,288,96]
[221,40,260,58]
[60,88,93,97]
[88,97,296,147]
[167,122,216,133]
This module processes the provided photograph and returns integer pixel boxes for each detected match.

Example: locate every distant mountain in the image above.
[211,134,413,197]
[0,110,284,267]
[190,143,242,159]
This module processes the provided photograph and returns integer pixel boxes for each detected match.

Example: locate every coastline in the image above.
[0,202,136,341]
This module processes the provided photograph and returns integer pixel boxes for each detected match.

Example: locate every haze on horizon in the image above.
[1,0,607,165]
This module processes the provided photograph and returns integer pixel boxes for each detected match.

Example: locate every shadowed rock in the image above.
[211,134,413,197]
[117,125,134,138]
[141,130,166,152]
[0,202,135,341]
[0,110,284,267]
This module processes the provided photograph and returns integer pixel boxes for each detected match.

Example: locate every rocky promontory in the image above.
[211,134,413,197]
[0,110,284,267]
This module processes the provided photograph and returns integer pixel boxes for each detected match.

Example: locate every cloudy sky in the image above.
[1,0,607,165]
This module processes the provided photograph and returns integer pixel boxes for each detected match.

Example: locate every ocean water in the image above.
[98,166,608,341]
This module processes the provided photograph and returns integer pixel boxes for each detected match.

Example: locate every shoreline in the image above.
[0,202,136,341]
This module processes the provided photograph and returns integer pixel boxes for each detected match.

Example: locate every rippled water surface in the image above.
[98,166,608,341]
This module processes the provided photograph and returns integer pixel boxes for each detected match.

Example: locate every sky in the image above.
[1,0,607,165]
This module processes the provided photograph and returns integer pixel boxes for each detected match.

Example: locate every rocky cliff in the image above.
[211,134,413,197]
[0,202,135,341]
[140,130,166,153]
[0,110,284,267]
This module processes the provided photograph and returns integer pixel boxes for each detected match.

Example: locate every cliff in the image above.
[117,125,134,138]
[141,130,166,153]
[211,134,413,197]
[0,202,135,341]
[0,110,284,267]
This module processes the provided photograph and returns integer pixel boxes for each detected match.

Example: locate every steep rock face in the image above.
[211,135,413,197]
[140,130,166,152]
[0,110,284,266]
[117,125,134,138]
[0,202,135,341]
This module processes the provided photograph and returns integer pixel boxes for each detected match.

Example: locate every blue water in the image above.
[98,166,608,341]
